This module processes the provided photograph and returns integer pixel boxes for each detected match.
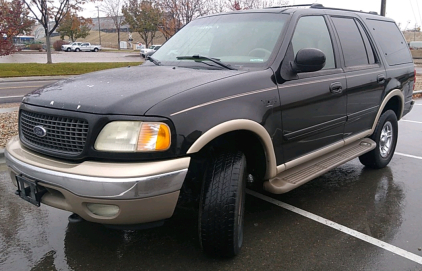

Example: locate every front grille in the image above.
[20,110,89,155]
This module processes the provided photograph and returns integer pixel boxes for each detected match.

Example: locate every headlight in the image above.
[94,121,171,152]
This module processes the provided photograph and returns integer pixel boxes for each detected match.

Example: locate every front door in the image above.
[279,15,347,162]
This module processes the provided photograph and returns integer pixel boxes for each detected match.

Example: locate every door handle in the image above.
[330,82,343,94]
[377,74,386,84]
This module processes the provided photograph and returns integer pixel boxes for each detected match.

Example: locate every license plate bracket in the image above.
[15,175,46,207]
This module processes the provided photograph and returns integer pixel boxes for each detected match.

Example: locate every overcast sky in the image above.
[81,0,422,31]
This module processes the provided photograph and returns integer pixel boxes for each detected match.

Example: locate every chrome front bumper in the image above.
[5,137,189,200]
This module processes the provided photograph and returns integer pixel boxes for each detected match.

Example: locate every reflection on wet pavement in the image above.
[1,104,422,270]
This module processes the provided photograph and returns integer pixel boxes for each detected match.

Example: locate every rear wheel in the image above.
[359,110,398,168]
[94,48,99,52]
[75,48,80,52]
[199,150,247,257]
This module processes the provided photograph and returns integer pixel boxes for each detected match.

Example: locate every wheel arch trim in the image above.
[186,119,277,179]
[371,89,404,133]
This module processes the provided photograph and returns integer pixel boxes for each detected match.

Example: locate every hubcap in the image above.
[379,121,393,158]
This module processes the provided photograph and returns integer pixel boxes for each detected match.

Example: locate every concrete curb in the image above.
[0,75,70,83]
[0,147,5,165]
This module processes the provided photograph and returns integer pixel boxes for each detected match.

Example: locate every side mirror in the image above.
[290,48,326,73]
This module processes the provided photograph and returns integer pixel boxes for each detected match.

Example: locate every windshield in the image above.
[152,13,288,68]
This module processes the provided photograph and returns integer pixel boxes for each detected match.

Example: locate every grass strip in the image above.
[0,62,142,77]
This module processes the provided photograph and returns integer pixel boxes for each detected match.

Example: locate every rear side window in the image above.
[331,17,370,67]
[366,19,413,66]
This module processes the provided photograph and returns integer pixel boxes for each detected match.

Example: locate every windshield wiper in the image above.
[148,56,161,66]
[176,55,236,70]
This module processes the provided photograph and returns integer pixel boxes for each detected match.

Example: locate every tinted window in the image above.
[366,19,413,66]
[291,16,335,69]
[331,17,368,67]
[356,21,376,64]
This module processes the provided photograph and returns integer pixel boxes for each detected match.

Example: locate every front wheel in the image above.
[199,150,247,257]
[75,48,80,52]
[66,48,71,52]
[359,110,398,168]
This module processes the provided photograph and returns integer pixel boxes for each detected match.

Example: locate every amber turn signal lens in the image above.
[137,123,171,151]
[156,124,171,150]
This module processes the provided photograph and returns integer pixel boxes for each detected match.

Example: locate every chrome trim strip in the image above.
[283,116,347,141]
[6,150,188,200]
[171,77,345,116]
[346,71,383,78]
[170,86,278,116]
[278,77,345,90]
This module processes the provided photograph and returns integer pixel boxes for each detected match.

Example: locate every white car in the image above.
[140,45,161,58]
[61,42,82,52]
[71,42,101,52]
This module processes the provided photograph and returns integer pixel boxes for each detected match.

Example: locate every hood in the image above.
[23,65,244,115]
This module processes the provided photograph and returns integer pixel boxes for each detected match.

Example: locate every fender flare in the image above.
[370,89,404,133]
[186,119,277,179]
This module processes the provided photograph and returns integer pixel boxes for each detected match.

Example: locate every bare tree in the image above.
[228,0,288,10]
[157,0,207,29]
[101,0,125,50]
[23,0,89,63]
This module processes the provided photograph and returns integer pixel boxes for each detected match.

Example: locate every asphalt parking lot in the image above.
[0,100,422,270]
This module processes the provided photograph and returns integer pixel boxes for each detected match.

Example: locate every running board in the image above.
[263,138,376,194]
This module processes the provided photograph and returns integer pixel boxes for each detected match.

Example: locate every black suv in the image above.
[5,4,415,257]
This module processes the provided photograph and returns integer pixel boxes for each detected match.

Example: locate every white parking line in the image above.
[246,189,422,265]
[402,120,422,124]
[0,95,23,99]
[396,152,422,160]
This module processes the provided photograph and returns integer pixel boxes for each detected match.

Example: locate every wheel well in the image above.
[181,130,267,204]
[382,96,401,120]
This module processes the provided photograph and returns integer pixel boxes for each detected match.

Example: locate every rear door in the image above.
[329,15,385,138]
[279,15,347,162]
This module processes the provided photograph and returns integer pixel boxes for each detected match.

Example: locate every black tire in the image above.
[66,48,71,52]
[94,48,99,52]
[199,150,247,257]
[359,110,398,169]
[75,48,80,52]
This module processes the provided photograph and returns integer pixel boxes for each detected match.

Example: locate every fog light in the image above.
[86,203,120,217]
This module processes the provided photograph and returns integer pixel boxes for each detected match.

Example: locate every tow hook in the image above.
[68,213,84,223]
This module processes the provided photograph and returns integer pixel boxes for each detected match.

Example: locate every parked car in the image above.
[5,4,415,258]
[140,44,161,58]
[61,42,83,52]
[71,42,101,52]
[409,41,422,50]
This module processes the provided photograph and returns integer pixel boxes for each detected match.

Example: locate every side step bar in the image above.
[264,138,376,194]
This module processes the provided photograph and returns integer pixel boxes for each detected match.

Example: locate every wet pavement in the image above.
[1,99,422,270]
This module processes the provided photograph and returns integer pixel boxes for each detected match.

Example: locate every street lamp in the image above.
[95,6,101,45]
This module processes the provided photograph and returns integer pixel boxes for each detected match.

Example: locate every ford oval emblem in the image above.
[33,126,47,137]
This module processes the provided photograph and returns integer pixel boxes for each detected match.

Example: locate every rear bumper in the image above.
[5,136,190,224]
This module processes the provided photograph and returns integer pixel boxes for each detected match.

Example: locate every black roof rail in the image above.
[265,3,324,9]
[266,3,379,16]
[310,4,379,15]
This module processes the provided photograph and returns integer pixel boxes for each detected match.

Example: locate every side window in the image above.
[291,16,335,70]
[331,17,369,67]
[366,19,413,66]
[356,21,376,64]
